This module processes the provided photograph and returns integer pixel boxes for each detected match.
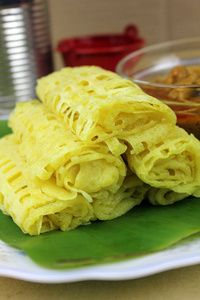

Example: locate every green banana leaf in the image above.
[0,120,12,137]
[0,120,200,270]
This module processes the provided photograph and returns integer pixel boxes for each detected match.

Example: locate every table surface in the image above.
[1,264,200,300]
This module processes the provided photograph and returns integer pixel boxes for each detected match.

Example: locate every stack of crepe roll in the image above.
[0,66,200,235]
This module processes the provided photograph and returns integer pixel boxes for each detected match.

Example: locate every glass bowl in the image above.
[116,37,200,139]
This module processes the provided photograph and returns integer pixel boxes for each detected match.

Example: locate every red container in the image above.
[56,25,145,72]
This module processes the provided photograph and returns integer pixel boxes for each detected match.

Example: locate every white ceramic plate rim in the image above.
[0,236,200,283]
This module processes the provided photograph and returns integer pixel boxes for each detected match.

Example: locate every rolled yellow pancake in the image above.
[147,187,189,206]
[9,100,126,201]
[36,66,176,145]
[0,134,95,235]
[125,125,200,196]
[93,169,150,219]
[7,100,149,234]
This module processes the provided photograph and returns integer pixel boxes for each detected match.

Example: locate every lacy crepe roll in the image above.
[8,100,149,227]
[125,125,200,197]
[92,170,150,220]
[147,187,189,206]
[36,66,176,144]
[9,100,126,203]
[0,135,95,235]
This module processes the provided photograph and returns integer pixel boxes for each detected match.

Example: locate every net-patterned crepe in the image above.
[9,100,127,199]
[36,66,200,203]
[6,100,149,234]
[125,125,200,197]
[36,66,176,144]
[0,134,94,235]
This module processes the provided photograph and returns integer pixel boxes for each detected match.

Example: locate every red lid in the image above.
[57,25,145,55]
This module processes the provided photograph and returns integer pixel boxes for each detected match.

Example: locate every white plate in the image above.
[0,237,200,283]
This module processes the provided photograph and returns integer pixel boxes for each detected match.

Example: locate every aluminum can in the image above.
[0,0,53,116]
